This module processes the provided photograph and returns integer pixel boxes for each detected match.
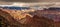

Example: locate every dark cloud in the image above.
[0,0,60,2]
[0,0,39,2]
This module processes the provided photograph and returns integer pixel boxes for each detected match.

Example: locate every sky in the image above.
[0,0,60,2]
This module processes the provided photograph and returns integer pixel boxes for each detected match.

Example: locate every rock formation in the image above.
[0,9,54,27]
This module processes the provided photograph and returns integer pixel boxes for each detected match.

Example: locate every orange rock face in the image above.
[23,15,54,27]
[0,9,54,27]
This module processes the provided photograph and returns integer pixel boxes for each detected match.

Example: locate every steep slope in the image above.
[0,9,54,27]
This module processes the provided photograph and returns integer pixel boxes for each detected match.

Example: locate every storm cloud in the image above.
[0,0,60,2]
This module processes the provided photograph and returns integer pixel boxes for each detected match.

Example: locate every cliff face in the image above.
[35,10,60,22]
[0,9,54,27]
[23,15,54,27]
[35,10,60,27]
